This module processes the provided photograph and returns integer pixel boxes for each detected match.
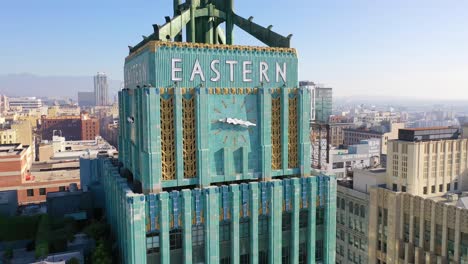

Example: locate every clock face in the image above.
[210,95,258,147]
[209,93,259,176]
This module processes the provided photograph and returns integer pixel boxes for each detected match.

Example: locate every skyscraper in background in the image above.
[0,95,9,113]
[314,87,333,124]
[94,72,109,106]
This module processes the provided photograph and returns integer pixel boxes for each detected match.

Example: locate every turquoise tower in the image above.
[82,1,337,263]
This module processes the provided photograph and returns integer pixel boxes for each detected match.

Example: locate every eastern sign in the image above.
[124,43,298,89]
[171,58,287,83]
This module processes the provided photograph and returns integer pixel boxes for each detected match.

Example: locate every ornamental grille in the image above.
[288,90,299,169]
[182,89,197,179]
[271,95,282,170]
[160,91,176,181]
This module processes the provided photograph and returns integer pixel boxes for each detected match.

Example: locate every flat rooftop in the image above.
[403,126,451,131]
[30,169,80,183]
[0,144,28,156]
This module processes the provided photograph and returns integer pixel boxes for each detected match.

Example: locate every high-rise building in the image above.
[0,94,8,113]
[81,1,337,263]
[367,127,468,263]
[314,87,333,124]
[94,72,109,106]
[300,81,333,124]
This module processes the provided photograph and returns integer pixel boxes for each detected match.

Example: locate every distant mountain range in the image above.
[0,73,122,99]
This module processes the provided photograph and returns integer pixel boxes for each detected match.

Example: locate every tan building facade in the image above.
[369,187,468,264]
[0,129,17,144]
[11,121,33,146]
[387,138,468,196]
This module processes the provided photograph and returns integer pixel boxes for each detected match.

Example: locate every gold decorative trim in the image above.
[182,91,197,179]
[271,96,282,170]
[126,40,297,61]
[288,92,298,169]
[160,93,176,181]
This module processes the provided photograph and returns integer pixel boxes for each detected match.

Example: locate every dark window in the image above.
[282,213,291,231]
[447,183,451,192]
[219,221,230,242]
[333,162,344,169]
[282,246,290,264]
[220,257,231,264]
[169,229,182,250]
[316,207,325,225]
[240,218,250,238]
[258,217,269,235]
[431,185,435,193]
[315,240,323,261]
[146,232,160,253]
[59,186,66,192]
[299,210,308,228]
[439,184,443,192]
[455,182,458,190]
[192,224,204,246]
[423,187,428,194]
[27,189,34,197]
[299,242,307,264]
[39,188,46,195]
[240,254,250,264]
[259,251,268,264]
[392,184,397,192]
[401,186,406,192]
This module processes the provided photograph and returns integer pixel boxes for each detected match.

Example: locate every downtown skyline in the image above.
[1,0,467,100]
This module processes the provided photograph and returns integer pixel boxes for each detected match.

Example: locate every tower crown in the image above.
[129,0,292,54]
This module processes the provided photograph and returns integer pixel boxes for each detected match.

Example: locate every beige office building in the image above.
[387,137,468,196]
[369,187,468,264]
[0,129,17,144]
[368,127,468,264]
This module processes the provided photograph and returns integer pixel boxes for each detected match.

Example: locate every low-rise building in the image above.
[344,122,405,155]
[329,122,355,147]
[40,112,100,141]
[327,139,381,179]
[8,97,43,112]
[38,135,116,162]
[0,144,33,188]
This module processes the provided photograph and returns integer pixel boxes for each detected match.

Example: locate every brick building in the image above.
[80,112,100,140]
[40,113,99,141]
[0,143,80,205]
[0,144,33,188]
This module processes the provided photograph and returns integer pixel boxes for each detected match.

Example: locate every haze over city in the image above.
[1,0,467,99]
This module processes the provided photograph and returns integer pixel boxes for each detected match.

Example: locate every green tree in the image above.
[83,221,108,241]
[91,239,112,264]
[65,257,80,264]
[3,247,13,260]
[35,215,50,259]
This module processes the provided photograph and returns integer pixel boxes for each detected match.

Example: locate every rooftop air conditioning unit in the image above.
[446,193,458,202]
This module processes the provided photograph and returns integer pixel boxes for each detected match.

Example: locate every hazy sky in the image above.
[1,0,467,99]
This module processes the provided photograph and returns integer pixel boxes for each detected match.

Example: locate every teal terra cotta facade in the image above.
[81,1,337,262]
